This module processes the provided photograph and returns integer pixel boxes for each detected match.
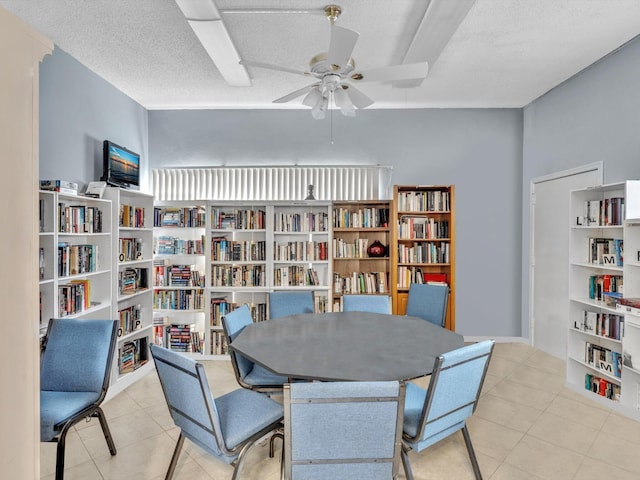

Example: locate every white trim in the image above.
[463,336,530,344]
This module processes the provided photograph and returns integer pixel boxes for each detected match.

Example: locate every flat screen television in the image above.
[101,140,140,189]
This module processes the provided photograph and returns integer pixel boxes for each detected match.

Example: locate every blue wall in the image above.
[150,108,524,337]
[39,47,149,191]
[521,35,640,336]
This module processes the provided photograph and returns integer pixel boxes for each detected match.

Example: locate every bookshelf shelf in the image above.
[569,181,640,419]
[390,186,455,330]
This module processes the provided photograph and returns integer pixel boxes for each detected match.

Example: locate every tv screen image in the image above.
[102,140,140,188]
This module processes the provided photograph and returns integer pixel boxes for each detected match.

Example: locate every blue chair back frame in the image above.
[269,290,314,319]
[342,294,391,314]
[284,381,405,480]
[405,283,450,327]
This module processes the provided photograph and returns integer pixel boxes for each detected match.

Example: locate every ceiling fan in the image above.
[239,5,429,119]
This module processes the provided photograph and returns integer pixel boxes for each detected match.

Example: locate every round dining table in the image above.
[228,311,464,382]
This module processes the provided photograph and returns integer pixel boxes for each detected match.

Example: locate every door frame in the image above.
[528,161,603,345]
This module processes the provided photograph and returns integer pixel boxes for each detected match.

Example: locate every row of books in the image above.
[333,271,388,295]
[581,197,625,227]
[156,324,203,353]
[397,190,450,212]
[574,311,624,340]
[119,204,145,228]
[118,304,142,337]
[587,237,623,266]
[210,330,229,355]
[211,238,267,262]
[333,238,372,259]
[153,289,205,310]
[154,207,206,228]
[58,203,103,233]
[274,240,328,261]
[58,242,98,277]
[118,337,148,374]
[397,241,450,265]
[41,179,79,196]
[585,373,621,400]
[154,235,205,255]
[118,267,148,295]
[332,207,389,229]
[397,267,448,289]
[211,208,266,230]
[588,274,623,301]
[211,264,266,287]
[274,266,320,287]
[153,263,203,287]
[274,211,329,233]
[119,237,143,263]
[585,342,622,378]
[397,217,449,240]
[58,279,91,316]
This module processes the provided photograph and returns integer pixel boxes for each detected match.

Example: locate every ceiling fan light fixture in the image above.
[334,87,355,117]
[302,87,323,107]
[311,96,328,120]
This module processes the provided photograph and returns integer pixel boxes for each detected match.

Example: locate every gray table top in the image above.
[229,311,464,382]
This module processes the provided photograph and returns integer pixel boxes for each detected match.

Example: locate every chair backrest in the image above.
[413,340,494,443]
[150,344,227,458]
[342,294,391,314]
[284,381,405,480]
[221,304,255,378]
[40,318,118,395]
[269,291,314,319]
[405,283,449,327]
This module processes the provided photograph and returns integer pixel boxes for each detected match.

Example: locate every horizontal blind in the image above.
[152,166,393,201]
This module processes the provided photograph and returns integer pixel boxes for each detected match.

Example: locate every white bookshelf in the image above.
[104,187,155,394]
[568,181,640,420]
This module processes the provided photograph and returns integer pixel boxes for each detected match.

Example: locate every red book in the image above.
[423,273,447,284]
[598,378,607,396]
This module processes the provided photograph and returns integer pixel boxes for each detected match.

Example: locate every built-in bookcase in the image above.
[152,202,207,356]
[331,201,391,312]
[568,181,640,420]
[104,187,154,393]
[38,191,113,337]
[391,185,456,330]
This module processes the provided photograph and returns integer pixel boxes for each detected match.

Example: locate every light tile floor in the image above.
[40,342,640,480]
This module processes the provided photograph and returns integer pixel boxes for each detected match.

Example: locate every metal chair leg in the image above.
[461,425,483,480]
[54,436,66,480]
[400,445,414,480]
[93,408,117,455]
[165,433,185,480]
[269,430,283,458]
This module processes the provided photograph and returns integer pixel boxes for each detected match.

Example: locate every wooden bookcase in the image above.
[104,187,154,393]
[391,185,456,330]
[331,200,392,311]
[568,181,640,420]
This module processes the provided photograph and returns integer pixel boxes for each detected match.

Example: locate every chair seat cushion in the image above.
[40,390,100,441]
[215,388,284,450]
[244,364,289,386]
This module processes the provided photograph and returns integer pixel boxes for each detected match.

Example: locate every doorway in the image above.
[529,163,602,359]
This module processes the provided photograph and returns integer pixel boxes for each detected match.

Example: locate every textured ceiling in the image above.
[2,0,640,110]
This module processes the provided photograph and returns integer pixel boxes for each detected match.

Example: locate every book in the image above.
[40,179,79,190]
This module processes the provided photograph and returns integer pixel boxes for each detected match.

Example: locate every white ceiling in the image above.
[2,0,640,110]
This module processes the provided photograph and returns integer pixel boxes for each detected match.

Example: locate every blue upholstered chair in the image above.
[150,344,284,480]
[222,304,290,393]
[284,381,405,480]
[342,294,392,314]
[405,283,450,327]
[268,290,314,319]
[401,340,495,480]
[40,318,118,480]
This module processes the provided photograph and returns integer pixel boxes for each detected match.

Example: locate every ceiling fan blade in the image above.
[273,84,319,103]
[351,62,429,83]
[327,26,359,71]
[240,60,310,77]
[343,85,374,109]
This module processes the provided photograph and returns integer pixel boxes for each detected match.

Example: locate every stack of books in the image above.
[40,179,78,195]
